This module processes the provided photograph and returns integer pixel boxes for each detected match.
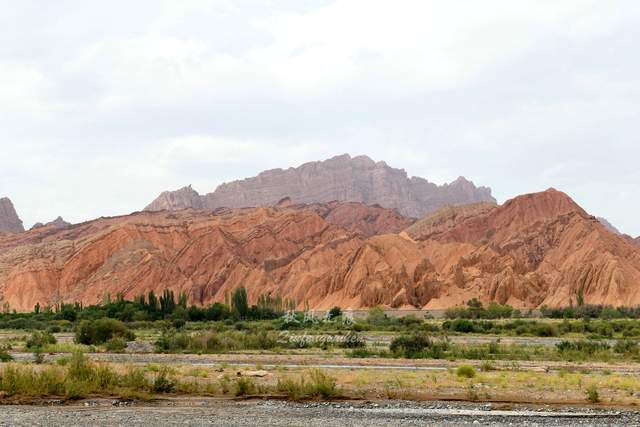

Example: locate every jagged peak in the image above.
[0,197,24,233]
[502,188,585,213]
[145,154,496,218]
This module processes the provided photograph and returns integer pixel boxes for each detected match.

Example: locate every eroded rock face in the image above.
[145,154,495,218]
[145,185,204,212]
[0,198,24,233]
[2,191,640,312]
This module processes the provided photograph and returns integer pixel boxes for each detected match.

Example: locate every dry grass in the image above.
[2,356,640,406]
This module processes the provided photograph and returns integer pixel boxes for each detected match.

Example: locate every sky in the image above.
[1,0,640,235]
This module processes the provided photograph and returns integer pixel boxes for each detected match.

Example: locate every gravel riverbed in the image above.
[0,399,636,426]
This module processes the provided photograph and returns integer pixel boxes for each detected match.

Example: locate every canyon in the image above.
[1,188,639,312]
[145,154,495,218]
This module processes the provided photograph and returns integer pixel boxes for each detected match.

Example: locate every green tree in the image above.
[576,288,585,307]
[232,287,249,319]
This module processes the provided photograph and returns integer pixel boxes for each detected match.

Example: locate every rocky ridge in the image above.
[2,190,640,311]
[0,197,24,233]
[145,154,495,218]
[31,217,72,231]
[597,217,620,235]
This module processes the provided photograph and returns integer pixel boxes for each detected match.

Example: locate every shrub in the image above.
[328,306,342,320]
[152,368,176,393]
[366,307,388,326]
[104,337,127,352]
[480,360,495,372]
[585,384,600,403]
[389,334,449,358]
[155,330,281,353]
[456,365,476,378]
[532,323,557,337]
[613,340,638,354]
[555,340,610,355]
[234,377,256,396]
[26,331,57,349]
[390,334,432,358]
[450,319,475,333]
[0,349,13,362]
[306,369,338,398]
[122,367,148,390]
[276,369,338,400]
[340,332,365,349]
[171,318,186,330]
[75,318,135,345]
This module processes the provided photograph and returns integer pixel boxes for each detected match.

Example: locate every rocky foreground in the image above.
[1,188,640,311]
[0,400,633,427]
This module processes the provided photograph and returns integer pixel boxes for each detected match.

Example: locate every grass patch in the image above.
[277,369,339,399]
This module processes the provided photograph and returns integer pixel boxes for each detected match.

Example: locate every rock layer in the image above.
[145,154,495,218]
[0,198,24,233]
[2,191,640,312]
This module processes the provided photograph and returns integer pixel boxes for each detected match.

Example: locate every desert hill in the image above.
[1,189,639,312]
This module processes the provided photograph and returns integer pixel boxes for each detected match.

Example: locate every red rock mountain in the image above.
[145,154,495,218]
[0,198,24,234]
[2,189,640,312]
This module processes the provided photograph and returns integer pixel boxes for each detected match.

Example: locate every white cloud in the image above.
[1,1,640,235]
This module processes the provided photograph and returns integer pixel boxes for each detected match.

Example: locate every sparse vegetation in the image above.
[456,365,476,378]
[276,369,338,399]
[586,384,600,403]
[26,331,57,349]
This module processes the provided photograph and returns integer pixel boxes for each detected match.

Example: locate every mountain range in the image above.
[1,154,639,311]
[145,154,496,218]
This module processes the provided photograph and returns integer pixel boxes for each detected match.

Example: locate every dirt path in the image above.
[0,399,631,426]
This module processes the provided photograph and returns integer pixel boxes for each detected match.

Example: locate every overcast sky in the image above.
[1,1,640,235]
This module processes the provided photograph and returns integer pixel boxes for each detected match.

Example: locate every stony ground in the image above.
[0,399,636,426]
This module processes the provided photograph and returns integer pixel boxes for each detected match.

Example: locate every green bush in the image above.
[26,331,57,349]
[75,318,135,345]
[389,334,449,358]
[585,384,600,403]
[155,329,282,353]
[276,369,338,399]
[456,365,476,378]
[328,306,342,319]
[104,337,127,352]
[613,340,638,354]
[556,340,609,355]
[340,332,365,348]
[0,349,14,363]
[152,368,176,393]
[234,377,256,396]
